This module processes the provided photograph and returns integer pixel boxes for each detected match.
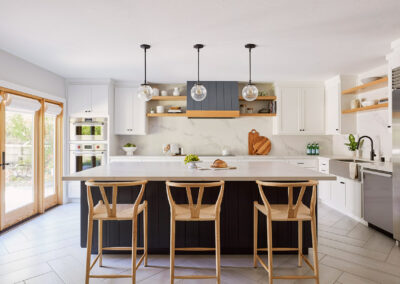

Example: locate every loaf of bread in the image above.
[211,159,228,168]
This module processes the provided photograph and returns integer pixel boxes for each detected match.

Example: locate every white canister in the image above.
[156,105,165,113]
[161,90,168,96]
[153,88,159,96]
[173,87,180,96]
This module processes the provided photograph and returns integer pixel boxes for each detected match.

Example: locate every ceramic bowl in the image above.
[361,76,383,84]
[361,100,376,107]
[122,147,137,156]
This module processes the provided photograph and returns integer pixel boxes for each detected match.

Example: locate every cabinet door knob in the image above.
[336,128,339,131]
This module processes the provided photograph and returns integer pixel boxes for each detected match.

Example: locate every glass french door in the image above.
[44,114,57,207]
[5,111,35,216]
[0,90,63,230]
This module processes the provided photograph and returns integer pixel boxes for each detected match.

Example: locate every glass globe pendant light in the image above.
[137,44,153,101]
[190,44,207,102]
[242,43,258,101]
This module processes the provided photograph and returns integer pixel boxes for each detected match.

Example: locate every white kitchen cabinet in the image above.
[324,75,357,134]
[345,178,362,218]
[67,85,92,115]
[114,87,147,135]
[303,87,325,134]
[331,177,346,211]
[328,176,362,219]
[67,84,110,116]
[318,157,331,202]
[274,83,325,135]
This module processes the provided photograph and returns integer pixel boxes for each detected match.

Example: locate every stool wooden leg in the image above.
[85,216,93,284]
[311,216,320,284]
[215,216,221,284]
[170,218,175,284]
[98,220,103,267]
[132,218,138,284]
[253,203,258,268]
[144,201,148,267]
[298,220,302,267]
[267,216,273,284]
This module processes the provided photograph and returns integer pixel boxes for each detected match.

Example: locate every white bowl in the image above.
[361,76,383,84]
[361,100,376,107]
[122,147,137,156]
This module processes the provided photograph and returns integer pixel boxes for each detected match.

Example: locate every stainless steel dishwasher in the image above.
[362,169,393,234]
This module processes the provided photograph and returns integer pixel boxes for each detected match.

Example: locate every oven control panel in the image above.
[70,144,106,151]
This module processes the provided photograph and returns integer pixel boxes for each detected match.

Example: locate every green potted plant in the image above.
[184,154,200,169]
[344,134,362,158]
[122,143,137,156]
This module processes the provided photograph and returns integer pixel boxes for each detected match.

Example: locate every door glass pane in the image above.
[44,115,56,197]
[5,111,34,212]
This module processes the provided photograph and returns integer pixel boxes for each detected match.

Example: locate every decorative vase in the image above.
[173,87,180,96]
[351,151,357,158]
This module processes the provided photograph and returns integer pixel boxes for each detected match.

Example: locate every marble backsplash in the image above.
[332,109,391,160]
[114,117,333,156]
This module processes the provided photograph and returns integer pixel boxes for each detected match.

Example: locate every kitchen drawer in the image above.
[288,159,317,168]
[318,157,330,172]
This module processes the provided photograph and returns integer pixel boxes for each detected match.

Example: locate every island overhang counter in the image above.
[63,161,336,254]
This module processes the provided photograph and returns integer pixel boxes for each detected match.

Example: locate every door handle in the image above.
[0,152,10,170]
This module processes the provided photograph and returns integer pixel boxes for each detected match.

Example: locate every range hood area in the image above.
[186,81,240,118]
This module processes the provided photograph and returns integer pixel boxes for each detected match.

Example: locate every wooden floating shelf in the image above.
[151,96,186,101]
[147,113,187,117]
[342,103,388,114]
[239,96,276,101]
[342,77,388,95]
[240,113,276,117]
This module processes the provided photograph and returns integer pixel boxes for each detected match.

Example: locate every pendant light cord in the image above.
[197,47,200,84]
[144,48,147,85]
[249,47,252,85]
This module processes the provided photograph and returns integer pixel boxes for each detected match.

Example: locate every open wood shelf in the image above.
[239,96,276,101]
[240,113,276,117]
[342,77,388,95]
[151,96,186,101]
[342,103,388,114]
[147,113,186,117]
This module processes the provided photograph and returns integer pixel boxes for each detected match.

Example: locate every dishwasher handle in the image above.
[362,169,392,178]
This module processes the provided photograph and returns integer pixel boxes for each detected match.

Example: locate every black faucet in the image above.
[357,136,376,161]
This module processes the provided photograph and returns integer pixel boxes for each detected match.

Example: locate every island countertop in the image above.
[63,160,336,181]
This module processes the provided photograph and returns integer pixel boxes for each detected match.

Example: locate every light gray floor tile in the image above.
[24,271,64,284]
[337,272,377,284]
[321,255,400,284]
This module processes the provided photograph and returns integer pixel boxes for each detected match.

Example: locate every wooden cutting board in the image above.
[254,138,271,155]
[248,129,260,155]
[248,129,271,155]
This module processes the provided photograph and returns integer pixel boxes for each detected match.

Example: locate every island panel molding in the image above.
[80,180,316,254]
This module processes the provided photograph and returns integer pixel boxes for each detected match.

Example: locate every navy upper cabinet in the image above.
[186,81,239,117]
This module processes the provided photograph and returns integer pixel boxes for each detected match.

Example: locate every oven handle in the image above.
[71,151,104,156]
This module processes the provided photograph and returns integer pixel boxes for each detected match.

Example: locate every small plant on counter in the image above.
[123,143,136,148]
[344,134,358,151]
[184,154,199,165]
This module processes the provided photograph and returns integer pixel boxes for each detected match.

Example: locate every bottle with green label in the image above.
[315,143,320,155]
[311,143,316,155]
[306,143,311,155]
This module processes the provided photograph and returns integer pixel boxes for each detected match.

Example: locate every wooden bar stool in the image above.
[84,180,148,284]
[166,180,225,284]
[253,180,319,284]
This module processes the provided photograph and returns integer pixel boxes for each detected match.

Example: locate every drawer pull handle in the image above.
[340,181,345,184]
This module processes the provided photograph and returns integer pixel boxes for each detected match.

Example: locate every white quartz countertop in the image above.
[63,161,336,181]
[109,155,321,161]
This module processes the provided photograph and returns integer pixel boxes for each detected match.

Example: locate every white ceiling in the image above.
[0,0,399,83]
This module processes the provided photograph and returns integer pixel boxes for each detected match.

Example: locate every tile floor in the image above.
[0,202,399,283]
